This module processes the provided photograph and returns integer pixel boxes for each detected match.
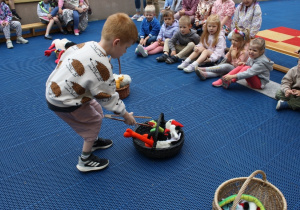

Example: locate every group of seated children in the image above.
[134,2,299,111]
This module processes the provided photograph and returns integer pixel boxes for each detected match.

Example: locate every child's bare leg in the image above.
[195,49,212,64]
[53,16,63,31]
[46,19,55,36]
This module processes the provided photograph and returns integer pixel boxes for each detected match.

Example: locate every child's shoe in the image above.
[6,40,13,49]
[137,15,145,21]
[195,68,207,80]
[74,29,80,36]
[61,29,68,35]
[88,7,92,15]
[183,64,196,73]
[91,137,113,152]
[276,100,290,110]
[177,60,190,70]
[135,47,142,56]
[156,54,168,62]
[165,55,179,64]
[44,34,53,40]
[16,37,28,44]
[137,44,148,57]
[131,14,140,20]
[212,79,222,87]
[221,77,231,89]
[76,153,109,172]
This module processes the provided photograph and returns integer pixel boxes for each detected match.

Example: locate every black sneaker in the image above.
[156,54,168,62]
[12,10,22,20]
[91,138,113,152]
[76,153,109,172]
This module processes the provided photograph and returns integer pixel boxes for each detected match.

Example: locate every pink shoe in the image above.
[74,29,80,36]
[212,79,222,87]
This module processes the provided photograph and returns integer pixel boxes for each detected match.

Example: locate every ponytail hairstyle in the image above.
[240,0,257,11]
[200,14,221,48]
[231,23,250,58]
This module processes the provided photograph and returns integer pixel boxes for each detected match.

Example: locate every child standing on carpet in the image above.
[211,0,235,35]
[138,5,160,46]
[45,13,137,172]
[178,14,226,73]
[214,37,273,89]
[228,0,262,39]
[275,54,300,111]
[0,0,28,49]
[157,15,200,64]
[37,0,66,40]
[135,10,178,57]
[196,27,250,80]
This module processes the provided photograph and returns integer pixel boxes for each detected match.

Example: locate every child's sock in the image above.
[81,151,91,160]
[185,58,191,63]
[191,61,199,66]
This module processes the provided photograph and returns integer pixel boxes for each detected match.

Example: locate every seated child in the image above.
[156,15,200,64]
[211,0,235,35]
[135,10,178,57]
[138,5,161,46]
[228,0,262,39]
[193,0,214,36]
[213,38,274,89]
[45,13,137,172]
[275,54,300,111]
[37,0,67,40]
[174,0,199,23]
[196,27,250,80]
[0,0,28,49]
[178,14,226,73]
[159,0,173,25]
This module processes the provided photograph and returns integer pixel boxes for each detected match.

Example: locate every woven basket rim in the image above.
[213,176,287,210]
[116,84,130,91]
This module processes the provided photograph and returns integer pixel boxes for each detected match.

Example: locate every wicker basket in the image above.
[116,58,130,99]
[132,113,184,159]
[212,170,287,210]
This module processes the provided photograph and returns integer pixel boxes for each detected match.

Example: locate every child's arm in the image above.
[249,4,262,38]
[37,3,49,18]
[168,32,179,55]
[0,3,12,24]
[149,19,161,38]
[183,0,198,16]
[280,67,297,97]
[209,34,226,63]
[231,4,240,30]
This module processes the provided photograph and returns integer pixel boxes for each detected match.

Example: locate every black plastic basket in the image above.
[132,113,184,159]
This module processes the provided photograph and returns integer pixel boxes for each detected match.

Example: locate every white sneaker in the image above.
[16,37,28,44]
[177,61,190,70]
[6,40,13,49]
[137,15,145,21]
[131,14,141,20]
[183,64,196,73]
[137,44,148,57]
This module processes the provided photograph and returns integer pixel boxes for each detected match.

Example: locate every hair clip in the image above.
[234,28,245,40]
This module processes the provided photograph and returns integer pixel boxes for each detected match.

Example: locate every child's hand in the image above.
[179,9,185,16]
[195,21,199,27]
[223,74,235,81]
[285,89,293,97]
[76,7,84,13]
[47,14,53,19]
[1,21,8,27]
[123,112,136,126]
[171,50,176,56]
[291,89,300,96]
[238,62,245,66]
[58,7,63,14]
[79,2,83,6]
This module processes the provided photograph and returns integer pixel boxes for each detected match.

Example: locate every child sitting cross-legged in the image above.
[135,10,178,57]
[137,5,160,47]
[195,26,250,80]
[178,14,226,73]
[275,53,300,111]
[156,15,200,64]
[214,37,274,89]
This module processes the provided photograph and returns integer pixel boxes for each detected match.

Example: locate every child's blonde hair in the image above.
[231,27,250,58]
[250,37,265,52]
[179,15,191,26]
[101,13,138,44]
[145,5,155,13]
[200,14,221,48]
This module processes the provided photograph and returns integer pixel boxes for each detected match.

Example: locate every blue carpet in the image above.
[1,0,299,209]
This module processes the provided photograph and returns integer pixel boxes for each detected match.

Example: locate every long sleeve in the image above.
[209,33,226,62]
[281,67,300,93]
[169,32,180,51]
[183,0,199,16]
[157,24,165,40]
[139,19,147,38]
[249,4,262,38]
[0,2,12,23]
[37,4,49,17]
[149,18,161,37]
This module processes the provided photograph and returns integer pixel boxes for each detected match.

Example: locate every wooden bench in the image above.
[0,22,60,42]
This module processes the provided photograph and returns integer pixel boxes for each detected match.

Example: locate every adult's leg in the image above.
[73,10,80,30]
